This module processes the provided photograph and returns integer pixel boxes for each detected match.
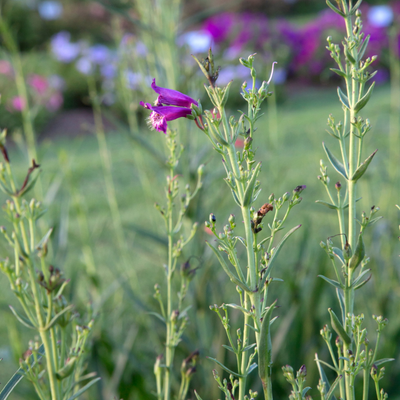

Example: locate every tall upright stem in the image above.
[164,167,175,400]
[343,6,359,400]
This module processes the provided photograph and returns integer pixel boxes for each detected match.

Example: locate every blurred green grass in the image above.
[0,82,398,399]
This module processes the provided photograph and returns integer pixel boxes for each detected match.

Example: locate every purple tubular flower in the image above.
[151,79,198,107]
[140,102,193,134]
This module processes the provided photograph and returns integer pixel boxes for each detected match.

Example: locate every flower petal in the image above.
[151,79,198,107]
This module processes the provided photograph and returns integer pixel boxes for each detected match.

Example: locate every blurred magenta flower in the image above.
[11,96,26,112]
[151,79,198,107]
[28,75,49,95]
[0,60,13,76]
[203,13,234,42]
[140,102,193,133]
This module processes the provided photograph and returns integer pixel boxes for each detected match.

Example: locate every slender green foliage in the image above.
[309,1,393,399]
[193,50,304,400]
[0,130,97,400]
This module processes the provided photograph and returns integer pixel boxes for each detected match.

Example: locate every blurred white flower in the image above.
[51,32,81,63]
[38,1,63,20]
[272,68,287,85]
[48,74,65,90]
[178,31,213,53]
[368,5,393,28]
[136,41,148,56]
[124,70,141,89]
[216,65,236,85]
[76,57,93,75]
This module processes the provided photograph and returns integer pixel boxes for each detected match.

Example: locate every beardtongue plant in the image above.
[0,131,99,400]
[282,1,393,399]
[140,80,203,400]
[190,50,305,400]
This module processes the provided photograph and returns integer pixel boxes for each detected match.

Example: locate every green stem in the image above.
[362,368,369,400]
[164,167,175,400]
[239,293,250,400]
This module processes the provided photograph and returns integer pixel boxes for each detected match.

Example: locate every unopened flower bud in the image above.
[268,193,274,202]
[244,136,253,150]
[335,182,342,191]
[298,364,307,378]
[197,164,205,177]
[283,192,289,202]
[210,213,216,223]
[171,310,179,321]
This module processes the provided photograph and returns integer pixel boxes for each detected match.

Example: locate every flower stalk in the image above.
[193,50,304,400]
[141,81,203,400]
[313,1,393,399]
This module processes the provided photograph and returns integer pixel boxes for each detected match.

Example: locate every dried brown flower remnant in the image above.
[259,203,273,216]
[252,203,274,234]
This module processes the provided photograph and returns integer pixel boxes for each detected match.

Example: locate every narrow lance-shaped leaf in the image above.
[194,390,204,400]
[337,87,350,109]
[374,358,395,366]
[207,357,244,378]
[328,308,351,345]
[222,345,235,353]
[353,274,371,290]
[318,275,343,289]
[326,0,346,17]
[332,247,345,265]
[231,189,241,207]
[0,344,45,400]
[66,377,101,400]
[315,200,338,210]
[258,300,277,394]
[315,353,338,400]
[43,304,75,331]
[350,0,363,14]
[207,121,228,146]
[323,142,348,179]
[247,363,258,374]
[36,228,53,251]
[345,48,356,65]
[348,232,365,270]
[326,375,342,400]
[354,82,375,113]
[242,162,261,207]
[330,68,348,79]
[9,306,36,329]
[259,225,301,288]
[206,242,250,292]
[352,269,371,288]
[336,288,346,325]
[351,149,377,181]
[358,35,370,60]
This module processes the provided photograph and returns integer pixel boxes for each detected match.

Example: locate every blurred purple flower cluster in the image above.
[201,2,400,83]
[50,31,151,105]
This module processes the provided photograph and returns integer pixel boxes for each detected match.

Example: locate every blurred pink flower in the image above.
[28,75,49,95]
[46,92,63,111]
[235,139,244,147]
[0,60,13,75]
[11,96,26,112]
